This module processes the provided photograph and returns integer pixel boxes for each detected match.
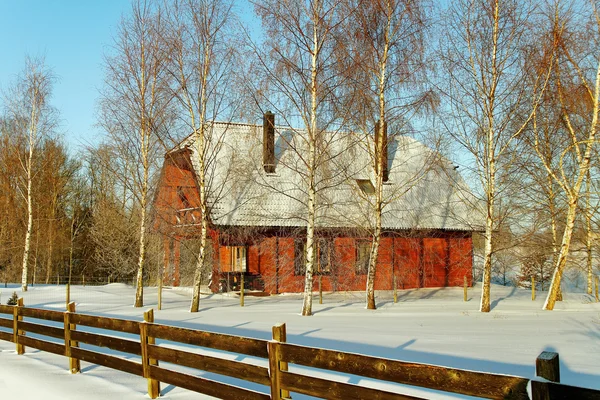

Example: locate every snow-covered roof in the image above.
[171,122,483,232]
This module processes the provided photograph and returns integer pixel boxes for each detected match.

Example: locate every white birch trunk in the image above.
[134,38,150,307]
[189,37,212,312]
[480,98,496,313]
[21,98,38,292]
[134,127,149,307]
[480,87,496,313]
[478,1,499,313]
[21,156,33,292]
[190,123,208,312]
[302,181,316,316]
[586,172,593,295]
[301,13,320,317]
[543,198,577,310]
[366,159,383,310]
[134,183,147,307]
[479,200,494,312]
[548,174,558,267]
[366,6,391,311]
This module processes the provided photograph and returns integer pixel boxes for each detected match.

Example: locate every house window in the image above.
[356,179,375,195]
[356,240,370,275]
[222,246,247,272]
[294,239,305,275]
[317,238,332,275]
[294,238,332,275]
[176,186,191,208]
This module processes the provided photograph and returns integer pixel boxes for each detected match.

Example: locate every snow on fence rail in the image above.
[0,301,598,400]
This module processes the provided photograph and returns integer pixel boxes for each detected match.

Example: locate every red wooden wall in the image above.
[210,233,473,294]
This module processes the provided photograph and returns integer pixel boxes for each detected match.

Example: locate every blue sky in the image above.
[0,1,131,151]
[0,0,258,153]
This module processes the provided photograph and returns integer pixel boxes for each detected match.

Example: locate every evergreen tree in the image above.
[7,291,18,305]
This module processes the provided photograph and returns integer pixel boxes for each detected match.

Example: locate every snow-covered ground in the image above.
[0,283,599,399]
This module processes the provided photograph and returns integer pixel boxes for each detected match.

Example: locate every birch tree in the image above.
[164,0,239,312]
[340,0,431,309]
[252,0,346,316]
[531,1,600,310]
[2,56,56,292]
[100,0,172,307]
[442,0,551,312]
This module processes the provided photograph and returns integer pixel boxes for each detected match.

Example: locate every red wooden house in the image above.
[153,114,481,294]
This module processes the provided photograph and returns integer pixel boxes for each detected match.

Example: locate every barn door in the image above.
[422,238,448,288]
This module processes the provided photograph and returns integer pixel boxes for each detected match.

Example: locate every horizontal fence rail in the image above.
[1,300,599,400]
[272,342,529,399]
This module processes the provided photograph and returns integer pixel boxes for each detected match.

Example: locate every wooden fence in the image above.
[0,300,599,400]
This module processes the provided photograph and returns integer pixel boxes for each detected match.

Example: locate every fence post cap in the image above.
[144,309,154,321]
[537,351,559,360]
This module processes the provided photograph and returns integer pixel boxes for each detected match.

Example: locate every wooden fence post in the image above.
[532,277,536,301]
[463,276,468,302]
[141,309,160,399]
[319,275,323,305]
[268,340,282,400]
[393,275,398,304]
[64,301,80,373]
[157,275,162,311]
[13,297,24,354]
[240,273,245,307]
[532,351,560,400]
[536,351,560,382]
[271,323,290,399]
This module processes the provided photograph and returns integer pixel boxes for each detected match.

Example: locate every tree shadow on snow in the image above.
[490,286,518,310]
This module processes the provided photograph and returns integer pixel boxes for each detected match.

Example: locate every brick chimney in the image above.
[263,111,275,173]
[375,120,388,182]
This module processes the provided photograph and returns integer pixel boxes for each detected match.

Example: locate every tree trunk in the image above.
[190,119,208,313]
[301,19,320,317]
[366,225,381,310]
[480,143,495,313]
[366,11,391,311]
[479,0,500,313]
[302,150,316,316]
[190,200,208,312]
[302,186,315,316]
[134,124,149,308]
[188,34,212,312]
[67,222,75,307]
[480,215,493,312]
[544,199,578,310]
[586,172,593,295]
[33,216,40,286]
[21,145,34,292]
[366,126,384,310]
[45,218,54,284]
[134,197,147,307]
